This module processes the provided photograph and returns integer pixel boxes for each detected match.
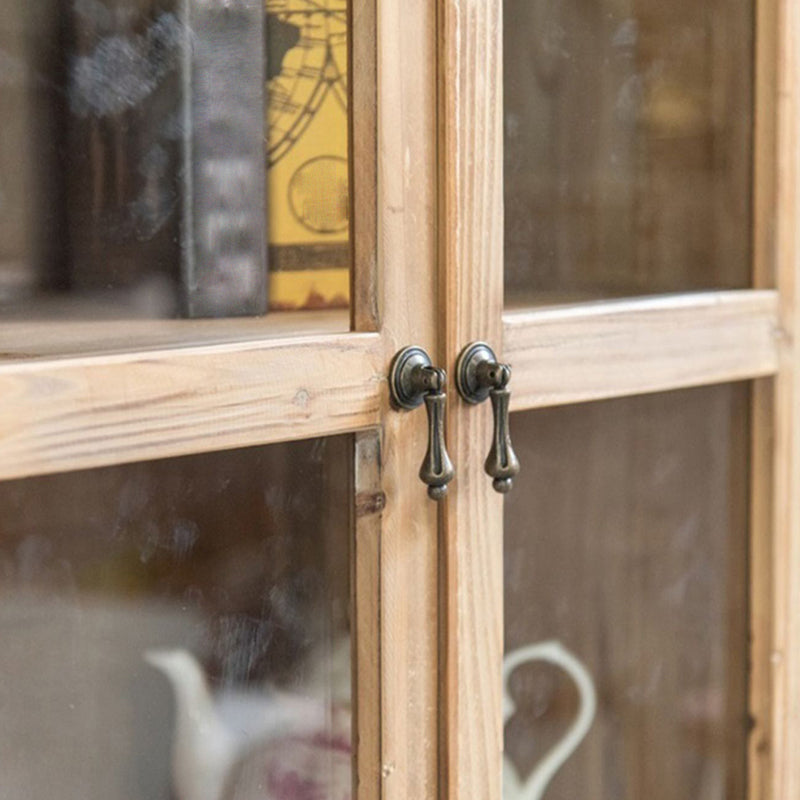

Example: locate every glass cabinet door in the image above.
[493,2,772,798]
[438,0,795,799]
[0,1,442,799]
[3,1,799,799]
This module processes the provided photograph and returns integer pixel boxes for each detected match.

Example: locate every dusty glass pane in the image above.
[503,385,749,799]
[0,1,349,322]
[504,0,754,305]
[0,436,352,800]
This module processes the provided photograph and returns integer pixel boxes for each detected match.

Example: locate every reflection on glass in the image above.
[0,437,352,800]
[0,1,349,320]
[503,385,749,799]
[504,0,754,304]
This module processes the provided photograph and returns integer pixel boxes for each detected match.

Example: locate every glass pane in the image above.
[504,1,754,305]
[0,1,349,323]
[0,436,352,799]
[504,385,749,799]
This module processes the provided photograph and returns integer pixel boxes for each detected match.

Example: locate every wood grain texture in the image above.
[754,0,779,292]
[0,309,349,360]
[503,291,779,412]
[763,1,800,796]
[349,0,379,332]
[749,0,779,795]
[376,0,440,797]
[0,332,382,480]
[354,431,382,800]
[438,2,505,799]
[749,378,775,800]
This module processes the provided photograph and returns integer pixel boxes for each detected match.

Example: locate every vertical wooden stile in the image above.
[750,0,779,795]
[752,0,800,796]
[349,0,379,331]
[353,431,382,800]
[350,0,382,792]
[766,0,800,796]
[367,0,441,798]
[438,2,505,799]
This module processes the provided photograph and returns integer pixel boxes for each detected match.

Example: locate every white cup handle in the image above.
[502,640,597,800]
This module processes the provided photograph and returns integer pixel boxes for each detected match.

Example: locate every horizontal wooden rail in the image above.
[503,290,780,411]
[0,291,780,479]
[0,332,383,480]
[0,309,349,360]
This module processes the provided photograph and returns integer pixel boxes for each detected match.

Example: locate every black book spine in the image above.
[180,0,267,317]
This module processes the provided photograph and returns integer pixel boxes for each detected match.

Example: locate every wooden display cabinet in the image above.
[0,1,798,799]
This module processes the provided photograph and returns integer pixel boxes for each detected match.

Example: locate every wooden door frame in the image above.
[1,0,798,797]
[438,0,800,798]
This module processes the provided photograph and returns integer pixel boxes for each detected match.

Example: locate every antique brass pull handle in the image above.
[389,346,455,500]
[456,342,520,494]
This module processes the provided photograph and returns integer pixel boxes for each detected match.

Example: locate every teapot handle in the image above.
[502,640,597,800]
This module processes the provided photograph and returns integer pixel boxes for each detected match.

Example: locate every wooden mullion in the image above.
[0,332,382,480]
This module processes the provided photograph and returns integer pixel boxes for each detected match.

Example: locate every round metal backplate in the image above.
[456,341,498,404]
[389,345,433,410]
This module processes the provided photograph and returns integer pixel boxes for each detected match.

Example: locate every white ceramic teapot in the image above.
[502,640,597,800]
[145,648,338,800]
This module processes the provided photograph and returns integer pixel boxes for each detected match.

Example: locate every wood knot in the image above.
[356,491,386,517]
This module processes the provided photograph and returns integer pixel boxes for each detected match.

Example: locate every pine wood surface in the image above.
[503,291,779,412]
[354,431,383,800]
[763,1,800,796]
[438,1,505,799]
[349,0,378,332]
[374,0,441,797]
[0,331,382,480]
[749,0,780,795]
[0,309,349,360]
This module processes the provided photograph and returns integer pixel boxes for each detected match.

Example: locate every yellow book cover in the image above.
[266,1,349,311]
